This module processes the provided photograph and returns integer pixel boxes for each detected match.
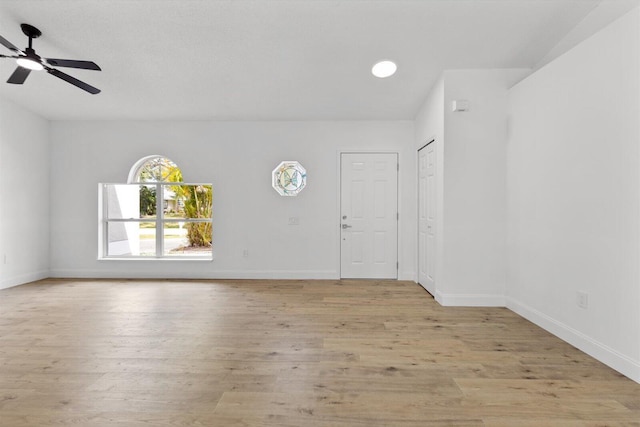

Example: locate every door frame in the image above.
[417,139,436,295]
[337,150,400,279]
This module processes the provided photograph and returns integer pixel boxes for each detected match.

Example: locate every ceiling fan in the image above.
[0,23,101,94]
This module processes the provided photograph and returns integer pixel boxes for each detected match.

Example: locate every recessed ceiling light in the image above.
[372,60,397,78]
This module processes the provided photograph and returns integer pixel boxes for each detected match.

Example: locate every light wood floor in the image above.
[0,279,638,426]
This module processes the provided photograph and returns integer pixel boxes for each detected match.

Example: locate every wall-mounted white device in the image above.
[452,100,470,112]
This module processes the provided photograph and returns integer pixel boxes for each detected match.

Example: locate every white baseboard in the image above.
[398,270,416,281]
[435,290,506,307]
[0,270,50,290]
[507,297,640,384]
[49,269,340,280]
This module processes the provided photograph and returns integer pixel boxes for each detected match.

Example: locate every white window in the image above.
[99,155,213,259]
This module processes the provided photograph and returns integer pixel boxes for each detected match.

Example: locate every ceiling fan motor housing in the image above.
[20,23,42,39]
[24,47,41,61]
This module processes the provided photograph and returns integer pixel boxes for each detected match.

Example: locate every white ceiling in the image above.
[0,0,635,121]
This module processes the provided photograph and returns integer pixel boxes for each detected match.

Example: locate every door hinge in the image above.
[396,261,399,270]
[397,212,399,220]
[397,163,399,171]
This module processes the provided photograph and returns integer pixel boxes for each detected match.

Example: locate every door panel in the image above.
[418,143,436,293]
[341,153,398,279]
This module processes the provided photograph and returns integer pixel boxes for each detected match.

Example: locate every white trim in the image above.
[434,290,506,307]
[398,270,415,281]
[0,270,49,290]
[98,257,213,262]
[49,269,339,280]
[416,139,436,291]
[335,151,343,278]
[105,182,214,186]
[156,183,164,255]
[106,218,211,223]
[507,297,640,383]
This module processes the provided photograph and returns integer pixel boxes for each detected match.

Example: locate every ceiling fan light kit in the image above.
[0,23,101,94]
[16,56,44,71]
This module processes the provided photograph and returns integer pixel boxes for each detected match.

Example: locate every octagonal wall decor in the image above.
[272,161,307,196]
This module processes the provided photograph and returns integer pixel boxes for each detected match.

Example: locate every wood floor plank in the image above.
[0,278,639,426]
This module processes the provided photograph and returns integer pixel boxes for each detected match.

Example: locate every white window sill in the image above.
[98,257,213,262]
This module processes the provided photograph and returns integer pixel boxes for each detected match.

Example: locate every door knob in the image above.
[342,224,352,229]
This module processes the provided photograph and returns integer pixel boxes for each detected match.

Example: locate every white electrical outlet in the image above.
[577,291,588,309]
[288,216,299,225]
[242,249,249,258]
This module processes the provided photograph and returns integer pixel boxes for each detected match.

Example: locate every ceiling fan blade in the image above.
[47,68,100,94]
[0,34,19,52]
[7,66,31,84]
[45,58,101,71]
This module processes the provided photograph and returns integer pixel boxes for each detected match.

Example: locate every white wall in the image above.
[441,69,529,305]
[535,0,640,70]
[507,8,640,382]
[414,69,528,306]
[49,120,416,280]
[0,98,50,289]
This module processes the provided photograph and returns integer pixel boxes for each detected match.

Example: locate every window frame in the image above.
[99,156,213,261]
[99,182,213,261]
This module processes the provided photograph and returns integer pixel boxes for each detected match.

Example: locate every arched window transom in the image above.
[129,155,183,184]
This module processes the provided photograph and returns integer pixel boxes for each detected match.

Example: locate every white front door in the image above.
[340,153,398,279]
[418,142,436,293]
